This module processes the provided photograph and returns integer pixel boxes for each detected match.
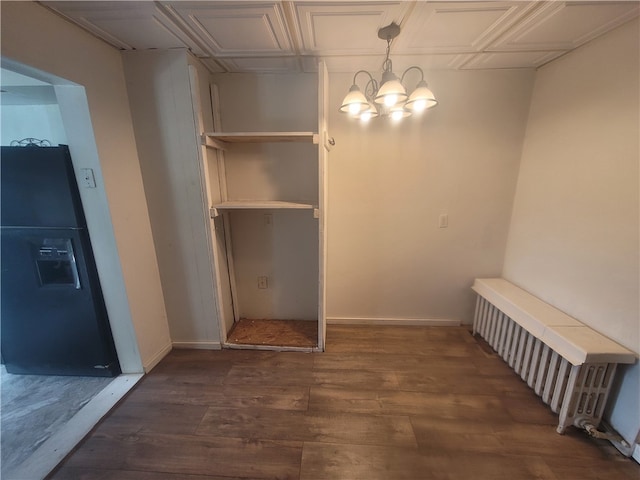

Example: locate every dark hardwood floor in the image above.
[48,325,638,479]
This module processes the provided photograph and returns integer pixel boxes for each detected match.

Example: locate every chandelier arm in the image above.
[364,78,379,101]
[353,70,376,86]
[400,66,424,85]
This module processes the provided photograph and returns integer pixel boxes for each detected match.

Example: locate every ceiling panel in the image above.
[42,1,639,73]
[394,1,537,54]
[489,1,640,51]
[44,1,206,54]
[164,1,293,56]
[294,1,414,55]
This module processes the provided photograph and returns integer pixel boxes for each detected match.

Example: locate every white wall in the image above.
[1,2,171,372]
[1,103,67,146]
[123,50,221,347]
[327,69,535,323]
[503,18,639,447]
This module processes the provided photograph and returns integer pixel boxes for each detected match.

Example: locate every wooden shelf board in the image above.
[213,201,315,210]
[204,132,317,144]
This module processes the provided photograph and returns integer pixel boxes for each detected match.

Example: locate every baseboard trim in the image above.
[143,342,172,373]
[327,317,460,326]
[8,373,143,480]
[172,341,222,350]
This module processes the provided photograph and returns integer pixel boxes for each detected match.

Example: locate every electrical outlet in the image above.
[257,276,268,289]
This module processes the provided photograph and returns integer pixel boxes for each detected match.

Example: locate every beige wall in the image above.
[327,69,535,323]
[1,2,171,371]
[503,18,639,447]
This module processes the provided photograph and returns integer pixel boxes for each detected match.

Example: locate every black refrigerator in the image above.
[1,145,120,377]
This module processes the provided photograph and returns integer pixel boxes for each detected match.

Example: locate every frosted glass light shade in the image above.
[405,80,438,112]
[374,73,407,106]
[360,101,379,122]
[340,85,369,115]
[389,104,411,121]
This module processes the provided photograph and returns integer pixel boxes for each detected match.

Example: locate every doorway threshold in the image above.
[6,373,143,480]
[223,342,318,353]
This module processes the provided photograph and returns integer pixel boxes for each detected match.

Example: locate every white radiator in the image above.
[472,278,635,435]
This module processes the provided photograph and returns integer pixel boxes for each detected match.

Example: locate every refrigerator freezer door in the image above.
[1,146,86,228]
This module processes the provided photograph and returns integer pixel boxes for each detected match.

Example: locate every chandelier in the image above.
[339,22,438,122]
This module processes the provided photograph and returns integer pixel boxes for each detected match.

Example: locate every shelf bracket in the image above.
[201,134,227,151]
[312,133,319,145]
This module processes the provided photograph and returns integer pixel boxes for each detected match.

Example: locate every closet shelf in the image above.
[212,201,316,211]
[202,132,318,149]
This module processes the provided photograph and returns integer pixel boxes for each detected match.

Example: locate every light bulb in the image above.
[384,94,398,107]
[349,102,362,115]
[412,99,427,112]
[360,111,372,122]
[391,109,404,121]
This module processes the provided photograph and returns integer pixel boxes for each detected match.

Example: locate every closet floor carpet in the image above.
[226,318,318,348]
[48,325,637,479]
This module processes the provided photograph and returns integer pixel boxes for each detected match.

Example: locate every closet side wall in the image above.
[123,49,221,347]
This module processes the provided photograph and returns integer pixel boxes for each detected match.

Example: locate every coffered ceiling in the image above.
[43,1,639,73]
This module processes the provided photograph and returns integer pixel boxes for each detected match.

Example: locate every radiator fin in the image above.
[473,296,619,434]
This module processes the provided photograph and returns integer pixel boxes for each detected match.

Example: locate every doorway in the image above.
[0,62,142,479]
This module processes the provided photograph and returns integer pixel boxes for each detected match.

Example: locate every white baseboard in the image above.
[143,342,172,373]
[172,341,222,350]
[7,373,143,480]
[327,317,460,326]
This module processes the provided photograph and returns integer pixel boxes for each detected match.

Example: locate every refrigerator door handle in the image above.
[69,248,81,290]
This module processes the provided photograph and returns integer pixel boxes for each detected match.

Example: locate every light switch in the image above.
[80,168,96,188]
[439,214,448,228]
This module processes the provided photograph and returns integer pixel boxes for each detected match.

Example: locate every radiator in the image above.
[472,279,635,435]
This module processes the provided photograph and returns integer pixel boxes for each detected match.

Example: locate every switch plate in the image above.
[439,214,449,228]
[80,168,96,188]
[264,213,272,226]
[257,276,268,289]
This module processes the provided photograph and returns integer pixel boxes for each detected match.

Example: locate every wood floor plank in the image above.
[309,386,514,421]
[312,351,477,371]
[50,466,244,480]
[90,402,208,436]
[300,442,560,480]
[126,382,309,411]
[46,325,638,479]
[542,455,640,480]
[223,365,314,386]
[312,368,400,390]
[500,391,560,425]
[325,325,479,355]
[57,432,302,479]
[196,407,417,447]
